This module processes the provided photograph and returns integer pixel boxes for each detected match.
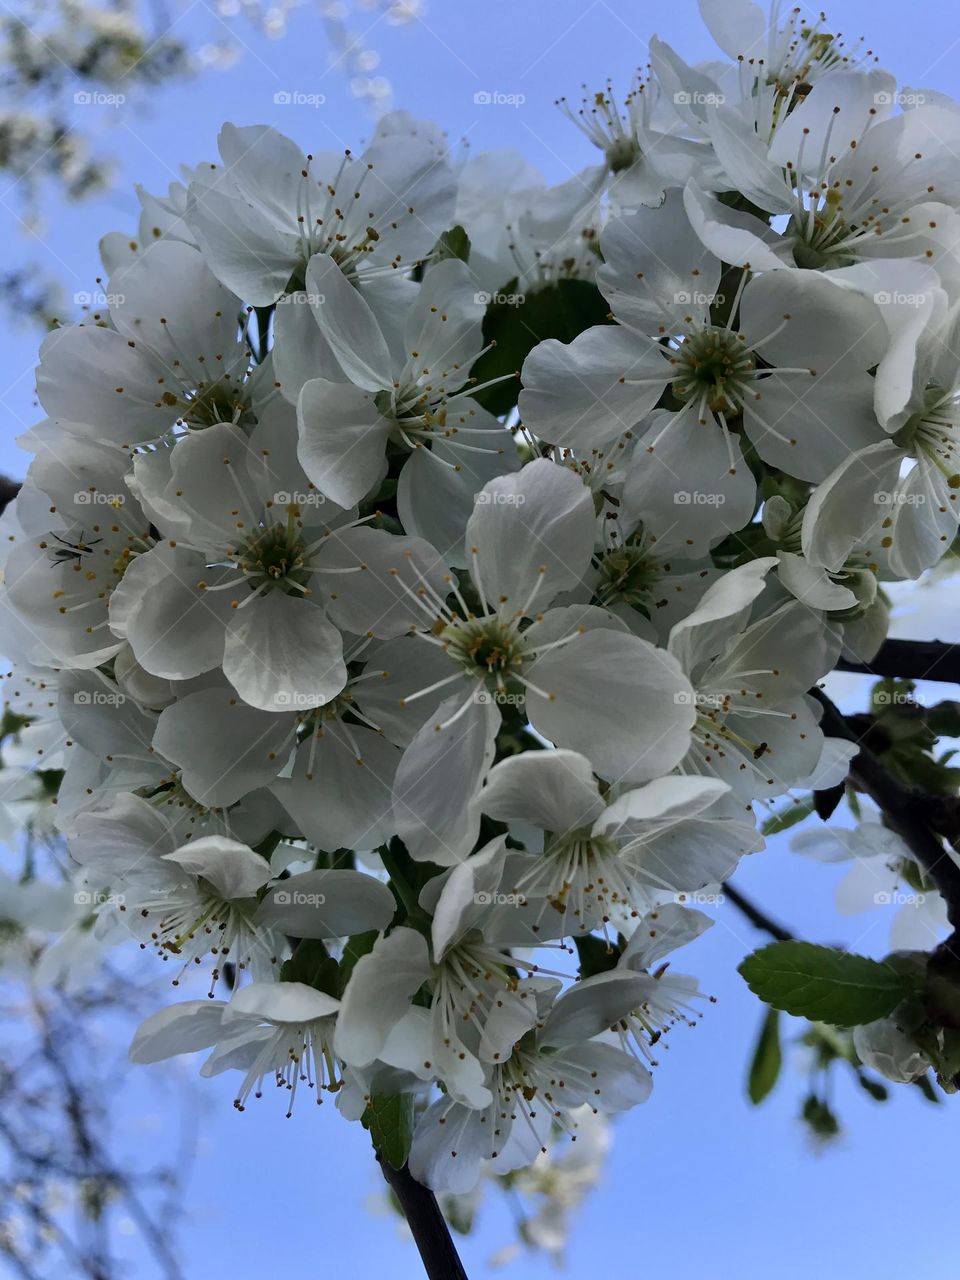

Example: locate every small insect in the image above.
[752,742,769,760]
[48,531,102,567]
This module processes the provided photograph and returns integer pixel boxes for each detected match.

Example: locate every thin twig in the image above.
[722,882,794,942]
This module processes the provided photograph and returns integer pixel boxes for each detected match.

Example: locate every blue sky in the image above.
[2,1,959,1276]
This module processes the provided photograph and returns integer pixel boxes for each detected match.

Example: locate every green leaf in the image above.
[911,1073,941,1103]
[738,942,917,1027]
[856,1072,889,1102]
[469,278,614,415]
[338,930,378,995]
[434,224,471,263]
[280,940,339,997]
[575,933,622,979]
[801,1092,840,1139]
[747,1007,782,1104]
[363,1093,414,1170]
[761,799,815,836]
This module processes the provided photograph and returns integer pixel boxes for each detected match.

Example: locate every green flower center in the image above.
[671,326,755,415]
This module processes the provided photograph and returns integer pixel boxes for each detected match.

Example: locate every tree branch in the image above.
[722,882,794,942]
[812,688,960,933]
[377,1156,469,1280]
[835,638,960,685]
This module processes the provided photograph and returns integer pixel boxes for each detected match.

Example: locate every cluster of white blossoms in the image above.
[2,0,958,1187]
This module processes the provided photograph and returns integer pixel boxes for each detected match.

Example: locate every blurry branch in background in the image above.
[0,967,196,1280]
[0,673,196,1279]
[0,0,423,328]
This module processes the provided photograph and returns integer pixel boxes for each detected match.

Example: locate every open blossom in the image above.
[4,0,959,1212]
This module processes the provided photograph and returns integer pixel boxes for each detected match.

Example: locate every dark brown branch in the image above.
[812,688,960,933]
[378,1156,469,1280]
[722,882,794,942]
[0,475,20,515]
[835,638,960,685]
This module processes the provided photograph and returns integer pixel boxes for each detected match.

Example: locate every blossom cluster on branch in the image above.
[2,0,959,1206]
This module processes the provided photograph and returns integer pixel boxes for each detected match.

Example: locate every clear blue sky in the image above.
[1,2,958,1277]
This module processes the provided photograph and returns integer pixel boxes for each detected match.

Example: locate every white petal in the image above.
[163,836,272,900]
[129,1000,227,1063]
[466,459,595,612]
[256,869,396,938]
[304,254,394,390]
[334,927,431,1066]
[480,750,605,835]
[393,694,499,864]
[272,726,399,850]
[153,687,294,807]
[316,526,452,639]
[527,630,695,783]
[519,326,666,452]
[297,379,391,508]
[223,591,346,713]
